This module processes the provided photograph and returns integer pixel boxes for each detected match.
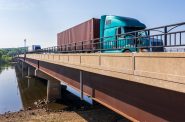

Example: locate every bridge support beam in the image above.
[27,66,30,77]
[80,70,83,100]
[47,80,62,102]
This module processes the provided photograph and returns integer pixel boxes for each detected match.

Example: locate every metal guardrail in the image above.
[29,22,185,54]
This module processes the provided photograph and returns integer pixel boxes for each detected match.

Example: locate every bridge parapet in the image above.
[20,52,185,93]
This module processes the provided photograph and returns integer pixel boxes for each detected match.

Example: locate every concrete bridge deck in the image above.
[23,53,185,93]
[18,52,185,122]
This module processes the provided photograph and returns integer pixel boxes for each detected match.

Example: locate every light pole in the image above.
[24,39,27,60]
[24,39,26,52]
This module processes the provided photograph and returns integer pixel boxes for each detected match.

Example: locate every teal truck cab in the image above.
[100,15,152,52]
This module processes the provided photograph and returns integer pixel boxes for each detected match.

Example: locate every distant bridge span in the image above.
[17,52,185,122]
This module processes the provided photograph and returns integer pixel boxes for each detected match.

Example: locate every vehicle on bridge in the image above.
[28,45,41,52]
[57,15,164,53]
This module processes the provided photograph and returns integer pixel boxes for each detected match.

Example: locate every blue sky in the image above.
[0,0,185,48]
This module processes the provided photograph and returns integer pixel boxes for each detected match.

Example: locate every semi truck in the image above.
[57,15,163,53]
[28,45,41,52]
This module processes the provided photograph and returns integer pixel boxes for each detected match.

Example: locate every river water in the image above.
[0,63,22,114]
[0,62,47,114]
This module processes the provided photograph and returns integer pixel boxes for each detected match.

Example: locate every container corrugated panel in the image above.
[57,18,100,51]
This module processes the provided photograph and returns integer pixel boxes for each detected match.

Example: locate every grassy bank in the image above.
[0,55,12,63]
[0,55,12,65]
[0,48,19,63]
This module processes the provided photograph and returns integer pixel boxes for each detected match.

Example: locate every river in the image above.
[0,62,47,114]
[0,61,92,114]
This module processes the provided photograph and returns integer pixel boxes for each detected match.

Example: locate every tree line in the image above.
[0,47,27,60]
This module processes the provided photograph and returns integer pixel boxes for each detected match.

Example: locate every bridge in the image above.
[16,52,185,122]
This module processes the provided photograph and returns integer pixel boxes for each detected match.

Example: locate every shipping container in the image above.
[57,18,100,51]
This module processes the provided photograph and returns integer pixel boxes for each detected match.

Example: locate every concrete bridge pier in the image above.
[47,80,62,102]
[27,66,30,77]
[26,65,36,77]
[34,69,64,102]
[34,68,38,76]
[20,61,32,77]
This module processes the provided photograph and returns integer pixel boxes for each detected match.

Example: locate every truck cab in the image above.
[100,15,149,52]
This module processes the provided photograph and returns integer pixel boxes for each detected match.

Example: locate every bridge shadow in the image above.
[15,62,130,122]
[58,89,130,122]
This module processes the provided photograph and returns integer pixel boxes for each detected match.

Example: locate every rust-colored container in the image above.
[57,18,100,51]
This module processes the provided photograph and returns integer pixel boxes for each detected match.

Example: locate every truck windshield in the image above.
[124,27,148,38]
[137,31,148,37]
[124,27,144,33]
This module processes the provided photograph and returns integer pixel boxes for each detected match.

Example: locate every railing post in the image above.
[66,45,68,52]
[74,43,76,52]
[82,42,83,51]
[37,60,40,69]
[100,38,102,52]
[116,35,118,49]
[147,30,152,52]
[164,26,167,46]
[91,40,95,52]
[24,52,26,61]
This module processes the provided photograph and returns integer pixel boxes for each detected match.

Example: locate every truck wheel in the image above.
[124,50,131,53]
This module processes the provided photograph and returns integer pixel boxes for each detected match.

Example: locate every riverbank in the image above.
[0,84,129,122]
[0,106,129,122]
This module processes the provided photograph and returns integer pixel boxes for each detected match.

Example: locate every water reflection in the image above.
[14,64,47,110]
[0,61,11,75]
[0,63,48,114]
[0,63,22,114]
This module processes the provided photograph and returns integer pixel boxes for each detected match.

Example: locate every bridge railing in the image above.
[28,22,185,54]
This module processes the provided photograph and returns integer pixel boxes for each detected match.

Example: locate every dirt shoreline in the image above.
[0,91,130,122]
[0,76,130,122]
[0,107,130,122]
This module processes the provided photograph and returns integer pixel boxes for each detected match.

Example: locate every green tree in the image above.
[0,50,3,59]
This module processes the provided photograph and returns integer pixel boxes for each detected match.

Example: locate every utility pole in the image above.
[24,39,27,61]
[24,39,27,52]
